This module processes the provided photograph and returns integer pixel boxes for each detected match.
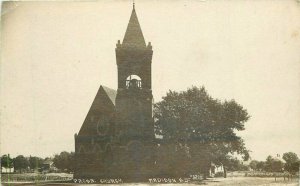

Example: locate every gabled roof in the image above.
[102,86,117,106]
[89,85,117,111]
[122,5,146,48]
[78,85,116,136]
[43,159,53,165]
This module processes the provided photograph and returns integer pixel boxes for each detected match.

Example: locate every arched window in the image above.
[105,143,112,153]
[126,75,142,89]
[78,145,85,154]
[93,144,103,153]
[103,143,113,166]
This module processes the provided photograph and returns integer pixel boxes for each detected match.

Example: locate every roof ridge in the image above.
[100,85,117,106]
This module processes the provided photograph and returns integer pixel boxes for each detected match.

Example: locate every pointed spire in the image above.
[122,3,146,48]
[133,0,135,9]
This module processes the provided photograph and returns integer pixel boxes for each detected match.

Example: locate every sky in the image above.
[1,0,300,161]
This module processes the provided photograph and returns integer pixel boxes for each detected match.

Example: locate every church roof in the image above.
[77,85,116,136]
[122,5,146,48]
[102,85,117,105]
[90,85,117,110]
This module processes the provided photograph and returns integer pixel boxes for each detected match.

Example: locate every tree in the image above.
[282,152,299,174]
[13,155,29,172]
[249,160,259,171]
[224,157,249,171]
[1,154,14,170]
[256,161,266,171]
[29,156,44,170]
[283,152,299,165]
[264,156,283,172]
[53,151,75,172]
[154,86,250,176]
[287,162,300,174]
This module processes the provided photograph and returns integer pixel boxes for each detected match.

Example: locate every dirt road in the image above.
[1,176,299,185]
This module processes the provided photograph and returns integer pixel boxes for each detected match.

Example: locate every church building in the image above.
[74,4,156,181]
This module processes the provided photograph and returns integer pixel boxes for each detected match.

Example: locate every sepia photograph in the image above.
[1,0,300,185]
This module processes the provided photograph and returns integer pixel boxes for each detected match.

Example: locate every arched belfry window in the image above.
[126,75,142,89]
[78,145,85,154]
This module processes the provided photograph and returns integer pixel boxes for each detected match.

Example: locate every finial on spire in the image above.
[133,0,135,9]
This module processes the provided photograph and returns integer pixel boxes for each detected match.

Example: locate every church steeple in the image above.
[122,4,146,48]
[115,2,154,143]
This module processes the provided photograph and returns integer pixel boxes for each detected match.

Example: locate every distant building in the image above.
[41,159,57,173]
[1,167,14,173]
[74,3,155,181]
[209,163,224,177]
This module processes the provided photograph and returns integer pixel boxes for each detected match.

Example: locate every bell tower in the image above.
[115,4,154,144]
[75,4,156,180]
